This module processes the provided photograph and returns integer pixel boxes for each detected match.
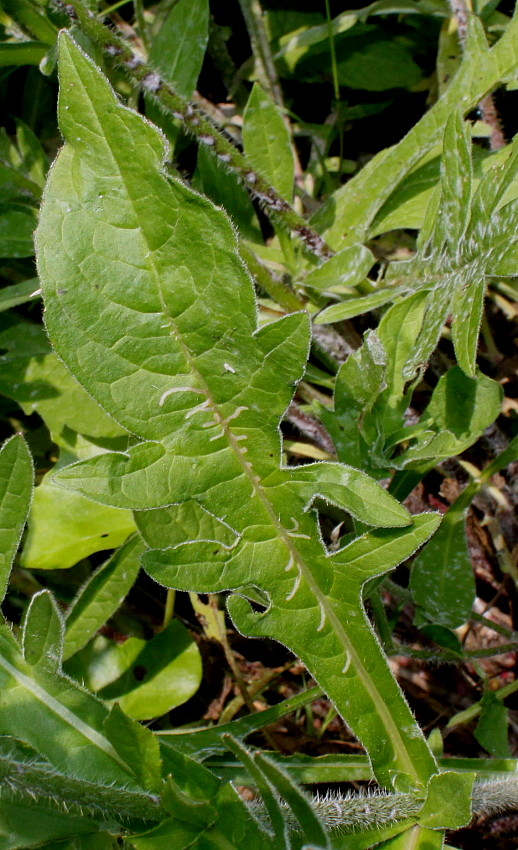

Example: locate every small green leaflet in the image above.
[0,435,33,606]
[242,83,294,202]
[148,0,208,99]
[63,535,144,659]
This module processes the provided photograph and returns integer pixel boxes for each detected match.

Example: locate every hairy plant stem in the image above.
[53,0,332,261]
[238,241,304,312]
[249,779,518,833]
[4,743,518,834]
[285,401,336,455]
[0,750,165,824]
[237,0,282,108]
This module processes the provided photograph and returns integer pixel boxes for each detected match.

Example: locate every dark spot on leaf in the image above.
[100,533,109,538]
[133,665,147,681]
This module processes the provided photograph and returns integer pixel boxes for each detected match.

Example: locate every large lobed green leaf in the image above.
[37,34,441,792]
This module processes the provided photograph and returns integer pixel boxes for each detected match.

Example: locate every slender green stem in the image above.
[99,0,131,17]
[471,609,518,641]
[134,0,150,51]
[391,642,518,662]
[239,241,304,312]
[237,0,284,108]
[369,589,395,653]
[324,0,340,101]
[480,312,501,362]
[447,677,518,729]
[162,588,176,629]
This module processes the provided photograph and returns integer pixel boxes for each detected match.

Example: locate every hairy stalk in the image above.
[285,402,336,455]
[237,0,283,109]
[238,241,304,312]
[248,791,422,834]
[0,750,165,824]
[5,745,518,835]
[53,0,332,261]
[248,779,518,835]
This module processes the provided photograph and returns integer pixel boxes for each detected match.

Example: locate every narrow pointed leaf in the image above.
[0,434,33,606]
[22,590,64,672]
[254,751,331,848]
[63,535,145,660]
[315,286,402,325]
[243,83,294,202]
[304,244,374,291]
[428,112,471,255]
[0,277,41,312]
[104,703,163,793]
[148,0,208,98]
[410,506,475,629]
[224,736,288,845]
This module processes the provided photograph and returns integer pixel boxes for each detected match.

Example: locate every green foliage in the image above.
[313,8,518,245]
[38,34,439,794]
[0,1,515,848]
[62,536,145,659]
[243,83,294,202]
[0,435,33,605]
[148,0,208,98]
